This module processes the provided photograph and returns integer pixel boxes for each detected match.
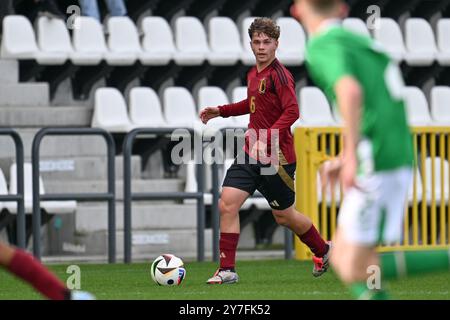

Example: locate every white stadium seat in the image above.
[404,18,437,66]
[140,16,175,65]
[232,86,247,102]
[35,16,72,65]
[430,86,450,124]
[402,86,433,126]
[408,167,423,204]
[373,18,405,62]
[241,17,257,65]
[70,16,107,65]
[104,17,140,65]
[1,15,39,60]
[129,87,168,128]
[173,17,209,66]
[436,19,450,66]
[6,163,76,214]
[231,86,250,128]
[425,157,449,204]
[276,17,306,66]
[342,17,371,37]
[92,88,135,132]
[299,87,337,126]
[198,86,237,130]
[163,87,205,131]
[208,17,242,66]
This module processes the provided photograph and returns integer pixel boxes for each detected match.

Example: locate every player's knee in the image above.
[219,199,238,217]
[272,211,289,227]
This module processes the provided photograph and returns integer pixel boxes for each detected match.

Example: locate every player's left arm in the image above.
[270,75,299,132]
[267,73,299,146]
[334,76,362,190]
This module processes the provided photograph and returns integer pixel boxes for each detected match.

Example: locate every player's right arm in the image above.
[199,99,249,124]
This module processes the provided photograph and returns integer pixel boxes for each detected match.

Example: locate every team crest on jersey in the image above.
[258,78,266,94]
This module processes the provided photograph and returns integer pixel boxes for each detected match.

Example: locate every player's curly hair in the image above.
[248,17,280,40]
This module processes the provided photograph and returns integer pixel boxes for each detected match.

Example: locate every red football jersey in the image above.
[218,59,299,164]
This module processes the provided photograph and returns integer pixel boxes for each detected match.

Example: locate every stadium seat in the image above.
[70,16,107,65]
[404,18,437,66]
[342,17,371,37]
[402,86,434,126]
[275,17,306,66]
[129,87,168,128]
[6,163,76,214]
[373,18,405,62]
[140,17,175,65]
[425,157,449,204]
[231,86,250,128]
[430,86,450,124]
[1,15,39,60]
[436,19,450,66]
[163,87,205,132]
[35,16,72,65]
[408,167,423,205]
[198,86,237,130]
[207,17,242,66]
[91,88,135,132]
[240,17,257,66]
[298,87,338,126]
[183,159,201,204]
[173,17,209,66]
[186,156,227,206]
[104,17,141,66]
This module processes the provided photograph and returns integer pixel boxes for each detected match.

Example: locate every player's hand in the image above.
[250,140,269,163]
[319,158,342,194]
[199,107,220,124]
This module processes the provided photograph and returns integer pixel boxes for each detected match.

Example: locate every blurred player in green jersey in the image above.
[292,0,449,299]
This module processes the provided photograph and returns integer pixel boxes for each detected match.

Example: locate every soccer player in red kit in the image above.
[200,17,331,284]
[0,241,94,299]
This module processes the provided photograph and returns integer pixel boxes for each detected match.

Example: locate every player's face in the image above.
[250,32,278,65]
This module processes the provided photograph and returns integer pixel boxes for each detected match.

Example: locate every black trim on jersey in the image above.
[272,61,289,86]
[269,74,276,93]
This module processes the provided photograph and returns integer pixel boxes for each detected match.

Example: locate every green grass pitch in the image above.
[0,259,448,300]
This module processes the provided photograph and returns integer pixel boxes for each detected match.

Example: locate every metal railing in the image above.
[123,128,205,263]
[0,129,25,248]
[31,128,116,262]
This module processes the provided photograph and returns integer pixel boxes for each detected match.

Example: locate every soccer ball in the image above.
[150,254,186,286]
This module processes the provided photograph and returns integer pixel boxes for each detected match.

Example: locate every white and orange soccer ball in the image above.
[150,254,186,286]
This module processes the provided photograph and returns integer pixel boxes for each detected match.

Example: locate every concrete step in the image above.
[0,106,92,127]
[0,155,143,181]
[0,60,18,84]
[75,202,197,232]
[44,178,184,199]
[0,83,49,106]
[0,128,109,158]
[41,228,213,257]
